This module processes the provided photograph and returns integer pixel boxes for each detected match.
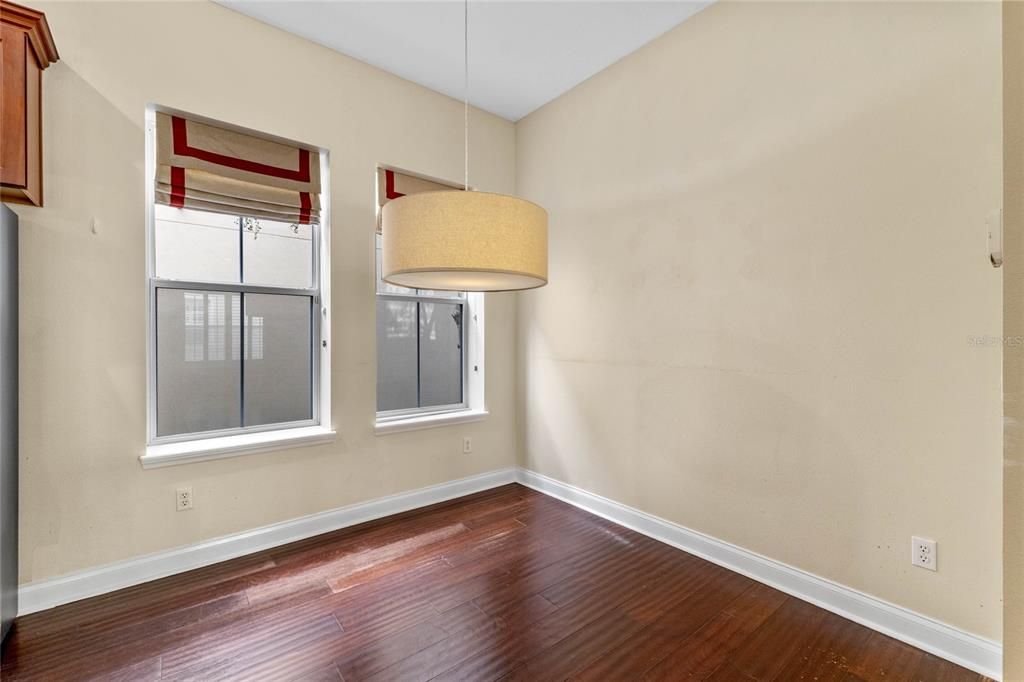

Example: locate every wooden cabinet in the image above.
[0,1,57,207]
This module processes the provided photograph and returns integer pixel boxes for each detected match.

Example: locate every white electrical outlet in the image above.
[911,536,936,571]
[463,437,472,454]
[176,487,193,511]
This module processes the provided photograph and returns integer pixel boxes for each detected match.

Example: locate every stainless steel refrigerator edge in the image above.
[0,204,17,645]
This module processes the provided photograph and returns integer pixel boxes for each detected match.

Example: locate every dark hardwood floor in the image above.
[0,484,988,681]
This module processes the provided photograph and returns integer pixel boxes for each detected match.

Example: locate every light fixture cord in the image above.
[464,0,469,191]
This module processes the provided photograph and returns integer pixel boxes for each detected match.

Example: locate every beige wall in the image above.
[13,0,518,583]
[516,1,1003,640]
[1004,0,1024,676]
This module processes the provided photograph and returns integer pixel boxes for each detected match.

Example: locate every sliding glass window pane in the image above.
[155,206,240,283]
[419,302,463,407]
[243,293,313,427]
[377,299,418,411]
[156,289,241,436]
[242,218,313,289]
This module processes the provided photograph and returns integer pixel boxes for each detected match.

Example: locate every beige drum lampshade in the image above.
[381,190,548,292]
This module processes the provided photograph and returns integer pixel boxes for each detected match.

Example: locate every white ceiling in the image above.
[215,1,711,121]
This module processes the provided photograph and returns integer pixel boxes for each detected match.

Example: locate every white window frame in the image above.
[374,166,486,435]
[141,105,333,468]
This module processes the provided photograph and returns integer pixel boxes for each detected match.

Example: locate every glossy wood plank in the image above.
[639,583,788,681]
[847,630,926,681]
[721,592,831,680]
[0,484,989,682]
[770,609,874,681]
[513,566,749,682]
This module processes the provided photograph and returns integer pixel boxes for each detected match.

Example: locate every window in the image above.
[375,233,469,415]
[145,108,331,458]
[373,168,485,430]
[151,206,320,439]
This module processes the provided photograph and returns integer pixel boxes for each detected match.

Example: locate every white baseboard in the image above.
[17,465,1002,680]
[18,467,517,616]
[515,468,1002,681]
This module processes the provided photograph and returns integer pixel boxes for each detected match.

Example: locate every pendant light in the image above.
[381,0,548,292]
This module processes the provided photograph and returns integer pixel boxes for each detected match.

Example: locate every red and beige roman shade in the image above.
[376,168,460,233]
[155,112,321,224]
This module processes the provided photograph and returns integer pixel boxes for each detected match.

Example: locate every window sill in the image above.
[141,426,336,469]
[374,409,489,436]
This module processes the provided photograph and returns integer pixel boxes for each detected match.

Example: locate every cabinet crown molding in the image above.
[1,1,59,68]
[1,0,58,205]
